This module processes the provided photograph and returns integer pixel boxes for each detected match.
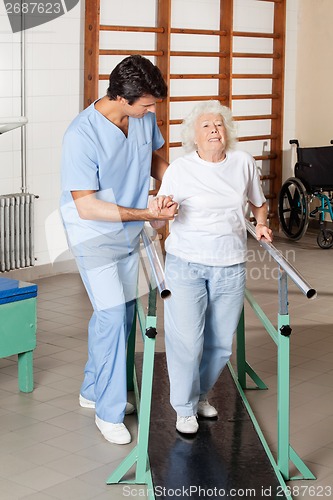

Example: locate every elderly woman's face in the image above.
[194,113,227,158]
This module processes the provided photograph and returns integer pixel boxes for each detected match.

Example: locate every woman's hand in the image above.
[148,194,178,229]
[148,195,178,229]
[255,223,273,242]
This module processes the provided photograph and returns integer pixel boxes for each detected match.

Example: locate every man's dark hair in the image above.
[107,55,167,104]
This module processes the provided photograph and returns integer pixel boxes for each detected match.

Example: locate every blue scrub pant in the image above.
[76,251,139,423]
[164,253,246,417]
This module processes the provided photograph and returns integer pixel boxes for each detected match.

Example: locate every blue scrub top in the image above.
[60,101,164,260]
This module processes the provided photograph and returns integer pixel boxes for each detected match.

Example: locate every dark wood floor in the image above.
[137,352,287,499]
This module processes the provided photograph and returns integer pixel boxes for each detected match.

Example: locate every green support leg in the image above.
[18,350,34,392]
[237,273,315,485]
[236,301,268,390]
[107,286,157,499]
[135,315,156,482]
[288,446,316,480]
[228,362,293,500]
[277,313,316,481]
[127,314,137,392]
[236,307,247,388]
[277,313,291,480]
[277,269,315,481]
[106,318,156,491]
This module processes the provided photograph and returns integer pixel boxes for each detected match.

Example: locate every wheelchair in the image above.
[278,139,333,249]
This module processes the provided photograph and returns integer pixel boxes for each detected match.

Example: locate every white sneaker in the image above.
[79,394,95,408]
[79,394,135,415]
[197,400,218,418]
[176,415,199,434]
[95,416,131,444]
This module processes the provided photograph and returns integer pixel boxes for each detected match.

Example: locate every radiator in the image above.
[0,193,35,272]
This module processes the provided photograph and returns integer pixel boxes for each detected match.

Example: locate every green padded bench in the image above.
[0,277,37,392]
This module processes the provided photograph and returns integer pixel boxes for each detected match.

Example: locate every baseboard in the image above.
[308,219,333,231]
[0,259,79,282]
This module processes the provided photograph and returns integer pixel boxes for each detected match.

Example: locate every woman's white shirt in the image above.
[158,149,266,266]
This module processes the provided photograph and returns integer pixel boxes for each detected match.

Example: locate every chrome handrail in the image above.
[141,227,171,299]
[246,220,317,299]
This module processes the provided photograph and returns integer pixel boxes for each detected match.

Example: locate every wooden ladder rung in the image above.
[171,27,227,36]
[238,134,278,142]
[170,95,227,102]
[99,25,165,33]
[235,114,278,121]
[99,49,164,56]
[233,74,279,79]
[233,52,281,59]
[254,154,278,161]
[232,94,279,100]
[170,51,228,58]
[170,74,227,79]
[233,31,281,39]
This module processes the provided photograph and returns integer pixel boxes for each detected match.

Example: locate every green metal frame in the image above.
[236,268,316,483]
[106,285,157,500]
[107,223,316,496]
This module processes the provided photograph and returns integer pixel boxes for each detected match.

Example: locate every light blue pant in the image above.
[76,251,139,423]
[164,253,246,417]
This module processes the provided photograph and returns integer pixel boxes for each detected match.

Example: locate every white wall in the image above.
[296,0,333,147]
[283,0,299,180]
[0,0,300,276]
[0,1,85,275]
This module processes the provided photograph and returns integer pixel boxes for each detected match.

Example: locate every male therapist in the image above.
[60,55,177,445]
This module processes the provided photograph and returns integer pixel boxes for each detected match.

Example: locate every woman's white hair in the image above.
[181,100,238,153]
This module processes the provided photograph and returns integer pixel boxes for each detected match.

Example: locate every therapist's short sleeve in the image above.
[61,130,99,191]
[152,115,165,152]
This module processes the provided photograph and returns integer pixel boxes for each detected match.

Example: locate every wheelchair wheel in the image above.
[317,229,333,249]
[278,178,309,240]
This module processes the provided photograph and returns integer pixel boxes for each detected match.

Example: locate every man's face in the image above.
[125,95,157,118]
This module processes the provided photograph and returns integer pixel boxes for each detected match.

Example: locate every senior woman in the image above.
[152,101,273,434]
